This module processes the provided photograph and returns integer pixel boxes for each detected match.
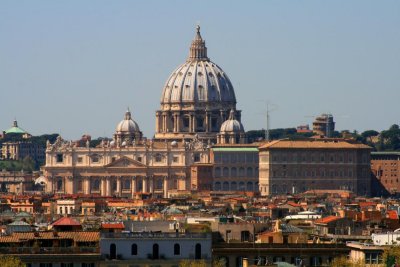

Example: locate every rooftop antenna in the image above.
[266,103,270,142]
[256,100,277,142]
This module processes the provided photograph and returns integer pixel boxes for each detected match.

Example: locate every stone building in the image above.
[211,145,259,192]
[370,151,400,195]
[258,138,372,196]
[42,26,250,198]
[1,120,45,163]
[312,113,335,137]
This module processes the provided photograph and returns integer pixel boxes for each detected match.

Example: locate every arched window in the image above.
[112,180,117,191]
[246,167,253,177]
[124,179,131,190]
[215,167,221,178]
[93,179,100,191]
[247,182,253,191]
[238,182,245,191]
[131,244,137,255]
[231,182,237,191]
[57,179,63,191]
[222,182,229,191]
[214,182,221,191]
[231,167,237,177]
[239,167,245,177]
[156,179,163,190]
[222,167,229,177]
[174,243,180,255]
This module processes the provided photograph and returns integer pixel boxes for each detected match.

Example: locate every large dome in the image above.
[160,26,236,106]
[161,61,236,104]
[155,26,241,142]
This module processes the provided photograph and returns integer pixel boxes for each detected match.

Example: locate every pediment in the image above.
[105,156,145,168]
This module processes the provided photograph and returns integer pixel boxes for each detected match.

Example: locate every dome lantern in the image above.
[188,25,208,61]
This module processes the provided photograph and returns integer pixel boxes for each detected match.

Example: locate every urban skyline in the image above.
[1,1,399,140]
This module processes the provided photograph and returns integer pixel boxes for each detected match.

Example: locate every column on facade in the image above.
[116,177,121,196]
[155,111,160,133]
[149,176,154,194]
[100,178,105,196]
[205,112,210,132]
[176,113,180,132]
[192,113,196,132]
[106,178,111,196]
[85,177,91,195]
[131,176,137,198]
[163,176,168,198]
[142,177,147,193]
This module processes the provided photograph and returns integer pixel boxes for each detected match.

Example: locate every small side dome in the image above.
[220,110,245,133]
[115,109,140,133]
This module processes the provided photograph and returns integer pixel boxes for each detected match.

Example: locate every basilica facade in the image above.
[41,26,248,197]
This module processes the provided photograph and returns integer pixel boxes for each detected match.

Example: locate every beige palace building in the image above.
[41,26,248,198]
[258,138,372,196]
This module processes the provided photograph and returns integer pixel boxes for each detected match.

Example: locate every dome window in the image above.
[198,72,203,76]
[208,72,213,77]
[185,85,190,88]
[178,72,183,76]
[188,72,192,76]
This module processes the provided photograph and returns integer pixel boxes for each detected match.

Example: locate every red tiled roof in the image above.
[0,231,99,243]
[101,222,125,229]
[52,217,81,226]
[314,216,341,224]
[359,202,376,208]
[287,201,302,207]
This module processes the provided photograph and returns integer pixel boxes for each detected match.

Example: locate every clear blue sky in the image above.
[1,1,399,139]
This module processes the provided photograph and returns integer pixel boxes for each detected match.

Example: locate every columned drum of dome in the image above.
[114,109,142,146]
[155,26,242,142]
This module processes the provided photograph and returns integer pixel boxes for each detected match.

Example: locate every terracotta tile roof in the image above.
[0,231,99,243]
[259,138,371,150]
[101,222,125,229]
[359,202,376,208]
[287,201,302,207]
[314,215,341,224]
[52,217,81,226]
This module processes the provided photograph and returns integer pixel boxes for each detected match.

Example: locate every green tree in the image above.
[383,245,400,266]
[0,256,25,267]
[179,259,207,267]
[329,255,363,267]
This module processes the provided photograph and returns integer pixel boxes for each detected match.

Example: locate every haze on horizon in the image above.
[1,1,399,140]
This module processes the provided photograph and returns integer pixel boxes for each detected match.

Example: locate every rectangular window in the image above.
[77,157,83,163]
[173,156,179,163]
[137,156,142,162]
[56,154,63,163]
[194,153,200,162]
